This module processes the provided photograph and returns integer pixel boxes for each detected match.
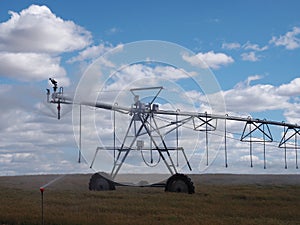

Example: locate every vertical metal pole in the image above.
[57,101,61,120]
[263,124,266,169]
[284,126,287,169]
[134,116,137,136]
[295,132,298,169]
[149,114,154,163]
[40,187,44,225]
[249,123,253,168]
[224,115,228,168]
[42,191,44,225]
[176,113,179,167]
[113,107,116,163]
[150,114,153,163]
[78,104,81,163]
[206,113,209,166]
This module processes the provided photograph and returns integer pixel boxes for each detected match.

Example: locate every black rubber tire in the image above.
[89,172,116,191]
[165,173,195,194]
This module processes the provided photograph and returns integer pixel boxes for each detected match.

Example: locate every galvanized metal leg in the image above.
[110,117,136,178]
[141,114,177,175]
[224,115,228,167]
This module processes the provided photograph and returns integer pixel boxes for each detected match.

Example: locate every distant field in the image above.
[0,174,299,225]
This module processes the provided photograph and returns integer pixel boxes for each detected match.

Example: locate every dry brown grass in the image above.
[0,174,299,225]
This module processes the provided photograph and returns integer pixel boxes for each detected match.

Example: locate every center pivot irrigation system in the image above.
[47,78,299,194]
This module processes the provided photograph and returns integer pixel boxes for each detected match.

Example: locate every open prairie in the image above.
[0,174,299,225]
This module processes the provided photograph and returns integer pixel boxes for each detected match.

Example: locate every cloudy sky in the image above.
[0,0,300,176]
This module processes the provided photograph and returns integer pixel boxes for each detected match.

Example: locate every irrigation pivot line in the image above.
[46,79,299,194]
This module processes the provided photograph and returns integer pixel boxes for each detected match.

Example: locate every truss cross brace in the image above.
[279,126,299,169]
[193,114,216,131]
[279,127,300,148]
[240,121,273,142]
[240,121,273,168]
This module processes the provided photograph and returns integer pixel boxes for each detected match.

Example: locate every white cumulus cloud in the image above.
[182,51,234,69]
[0,52,66,82]
[224,83,290,113]
[276,77,300,96]
[0,4,92,53]
[243,42,268,51]
[241,51,259,62]
[219,76,300,125]
[269,26,300,50]
[68,43,123,63]
[0,4,93,83]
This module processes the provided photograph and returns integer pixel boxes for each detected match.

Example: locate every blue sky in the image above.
[0,0,300,176]
[2,0,300,88]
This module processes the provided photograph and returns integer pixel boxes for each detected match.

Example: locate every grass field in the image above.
[0,174,299,225]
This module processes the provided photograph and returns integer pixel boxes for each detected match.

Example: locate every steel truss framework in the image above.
[47,83,300,178]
